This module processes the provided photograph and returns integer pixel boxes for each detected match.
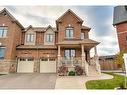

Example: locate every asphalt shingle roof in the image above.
[113,6,127,25]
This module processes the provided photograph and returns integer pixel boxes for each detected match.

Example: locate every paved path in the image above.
[55,73,113,89]
[114,73,127,76]
[0,73,56,89]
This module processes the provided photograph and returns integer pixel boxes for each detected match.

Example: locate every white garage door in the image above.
[17,58,34,73]
[40,57,56,73]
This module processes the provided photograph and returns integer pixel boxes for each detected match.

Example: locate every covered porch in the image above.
[56,39,101,76]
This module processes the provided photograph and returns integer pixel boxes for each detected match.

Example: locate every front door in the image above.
[64,49,76,59]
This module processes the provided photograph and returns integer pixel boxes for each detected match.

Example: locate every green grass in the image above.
[86,73,127,89]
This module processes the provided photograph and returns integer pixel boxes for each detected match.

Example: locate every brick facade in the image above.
[0,8,99,74]
[115,22,127,51]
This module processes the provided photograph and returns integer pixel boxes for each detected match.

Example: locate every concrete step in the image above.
[88,65,100,77]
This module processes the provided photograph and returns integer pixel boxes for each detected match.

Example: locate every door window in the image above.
[64,49,75,59]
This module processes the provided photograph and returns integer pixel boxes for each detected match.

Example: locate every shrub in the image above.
[68,71,75,76]
[58,66,68,76]
[75,65,83,75]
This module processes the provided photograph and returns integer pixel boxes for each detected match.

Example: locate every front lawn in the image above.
[86,73,127,89]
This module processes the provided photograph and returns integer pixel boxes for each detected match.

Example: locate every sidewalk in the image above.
[55,73,113,89]
[101,70,123,73]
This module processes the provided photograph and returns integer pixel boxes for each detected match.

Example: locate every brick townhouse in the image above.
[0,8,101,76]
[113,6,127,52]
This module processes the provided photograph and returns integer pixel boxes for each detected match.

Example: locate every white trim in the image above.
[117,31,127,35]
[24,29,36,45]
[44,28,55,45]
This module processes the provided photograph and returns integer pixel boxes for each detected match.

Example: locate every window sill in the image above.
[0,37,8,38]
[64,37,75,39]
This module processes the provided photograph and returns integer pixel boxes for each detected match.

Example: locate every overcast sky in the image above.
[0,6,119,56]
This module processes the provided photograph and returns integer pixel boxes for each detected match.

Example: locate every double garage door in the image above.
[17,58,56,73]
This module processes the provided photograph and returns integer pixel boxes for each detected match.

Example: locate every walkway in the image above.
[55,73,113,89]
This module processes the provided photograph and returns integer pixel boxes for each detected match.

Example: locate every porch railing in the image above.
[59,57,82,67]
[90,56,101,74]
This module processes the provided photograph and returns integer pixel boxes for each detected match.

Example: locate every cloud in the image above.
[0,6,119,56]
[4,6,68,27]
[73,6,119,56]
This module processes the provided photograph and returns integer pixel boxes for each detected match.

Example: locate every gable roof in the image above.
[25,25,33,31]
[0,8,24,29]
[56,9,83,23]
[81,25,91,30]
[45,25,55,32]
[24,25,57,32]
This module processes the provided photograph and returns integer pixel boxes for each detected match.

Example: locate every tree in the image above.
[115,51,126,70]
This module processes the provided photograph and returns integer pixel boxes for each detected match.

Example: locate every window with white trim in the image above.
[65,27,74,38]
[81,32,85,39]
[0,26,8,38]
[0,47,5,59]
[46,34,53,42]
[26,34,35,42]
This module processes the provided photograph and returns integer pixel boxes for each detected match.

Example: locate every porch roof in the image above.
[56,39,100,45]
[56,39,100,49]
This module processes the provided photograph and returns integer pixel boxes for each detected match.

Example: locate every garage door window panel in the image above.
[49,58,56,61]
[28,58,34,61]
[41,58,48,61]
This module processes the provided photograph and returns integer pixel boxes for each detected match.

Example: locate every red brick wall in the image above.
[0,13,22,60]
[16,49,58,58]
[36,32,44,45]
[57,12,82,42]
[21,32,25,45]
[116,22,127,32]
[116,22,127,51]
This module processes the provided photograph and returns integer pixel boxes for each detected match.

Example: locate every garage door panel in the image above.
[17,59,34,73]
[40,61,56,73]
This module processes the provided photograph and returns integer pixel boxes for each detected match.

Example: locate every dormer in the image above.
[44,25,55,45]
[24,25,36,45]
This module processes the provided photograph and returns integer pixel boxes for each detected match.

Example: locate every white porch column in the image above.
[94,46,101,75]
[81,44,85,66]
[81,45,88,76]
[94,46,98,56]
[57,45,61,67]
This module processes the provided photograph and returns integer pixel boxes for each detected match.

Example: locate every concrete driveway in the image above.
[0,73,57,89]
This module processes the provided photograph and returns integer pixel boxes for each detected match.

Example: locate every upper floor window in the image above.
[65,27,74,38]
[0,47,5,59]
[81,32,85,39]
[0,26,8,38]
[46,34,53,42]
[26,34,35,42]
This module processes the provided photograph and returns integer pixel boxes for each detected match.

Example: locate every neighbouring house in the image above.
[99,55,121,70]
[0,8,101,76]
[113,6,127,52]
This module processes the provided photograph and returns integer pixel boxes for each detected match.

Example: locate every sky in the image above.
[0,6,119,56]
